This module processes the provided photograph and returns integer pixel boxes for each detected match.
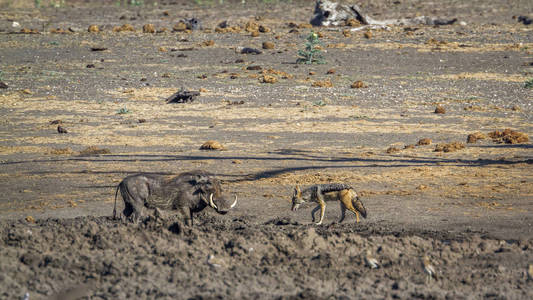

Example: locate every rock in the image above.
[364,31,372,39]
[57,125,68,134]
[166,89,200,104]
[236,47,262,55]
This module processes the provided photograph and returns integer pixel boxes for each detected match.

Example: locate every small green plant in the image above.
[313,100,326,107]
[297,31,326,65]
[525,78,533,89]
[117,106,131,114]
[34,0,42,8]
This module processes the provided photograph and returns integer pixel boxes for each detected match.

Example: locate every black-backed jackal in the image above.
[291,183,367,225]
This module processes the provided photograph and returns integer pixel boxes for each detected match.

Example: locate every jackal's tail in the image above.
[353,197,367,218]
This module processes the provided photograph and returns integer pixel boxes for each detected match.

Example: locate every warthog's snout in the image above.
[207,193,237,214]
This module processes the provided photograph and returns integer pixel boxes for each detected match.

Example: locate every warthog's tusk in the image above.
[209,193,218,210]
[230,195,237,209]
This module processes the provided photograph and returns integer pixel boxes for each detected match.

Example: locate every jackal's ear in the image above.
[294,185,301,197]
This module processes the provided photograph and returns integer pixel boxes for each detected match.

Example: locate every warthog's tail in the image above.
[113,183,121,220]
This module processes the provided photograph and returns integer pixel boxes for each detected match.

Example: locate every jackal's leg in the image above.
[311,205,320,222]
[340,192,361,223]
[339,201,347,223]
[316,188,326,225]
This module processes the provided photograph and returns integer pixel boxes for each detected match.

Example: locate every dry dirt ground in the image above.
[0,0,532,299]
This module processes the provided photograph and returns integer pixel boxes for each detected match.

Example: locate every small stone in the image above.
[203,40,215,47]
[364,31,372,39]
[25,216,35,223]
[251,31,260,37]
[326,69,336,74]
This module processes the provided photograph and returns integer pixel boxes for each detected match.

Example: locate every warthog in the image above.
[113,170,237,224]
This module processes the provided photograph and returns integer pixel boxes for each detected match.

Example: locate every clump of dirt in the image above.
[202,40,215,47]
[259,25,271,33]
[262,42,275,49]
[50,28,68,34]
[351,81,367,88]
[434,105,446,114]
[87,24,99,33]
[467,132,487,143]
[49,147,74,155]
[386,146,401,153]
[173,21,188,32]
[260,75,277,83]
[261,68,293,79]
[326,69,336,74]
[199,140,225,150]
[364,31,372,39]
[345,18,361,27]
[488,129,529,144]
[245,20,259,32]
[327,43,346,48]
[312,79,333,88]
[57,125,68,134]
[434,142,465,152]
[20,28,39,34]
[142,24,155,33]
[251,31,260,37]
[417,138,432,146]
[113,24,135,32]
[78,146,111,156]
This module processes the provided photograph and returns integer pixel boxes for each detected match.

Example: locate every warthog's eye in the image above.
[323,11,330,18]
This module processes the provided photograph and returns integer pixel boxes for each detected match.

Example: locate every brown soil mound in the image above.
[78,146,111,156]
[467,132,487,143]
[488,129,529,144]
[434,142,465,152]
[417,138,432,146]
[199,140,225,150]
